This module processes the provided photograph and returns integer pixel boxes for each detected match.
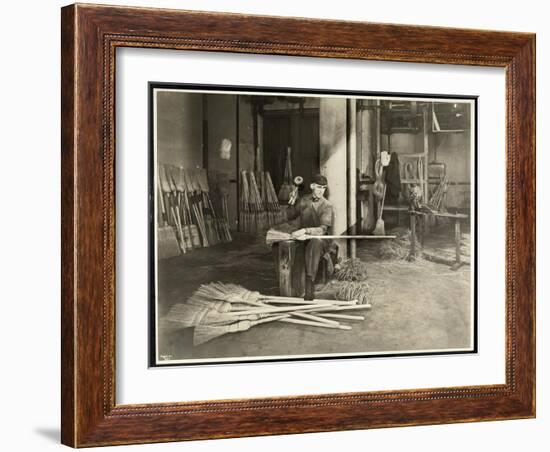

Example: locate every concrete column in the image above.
[423,107,429,202]
[347,99,357,259]
[360,100,377,232]
[320,98,347,259]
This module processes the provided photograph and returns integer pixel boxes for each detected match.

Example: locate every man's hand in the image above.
[291,228,308,240]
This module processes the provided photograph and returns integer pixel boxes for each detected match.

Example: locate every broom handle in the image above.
[173,206,186,253]
[307,304,372,313]
[157,182,167,226]
[291,312,340,326]
[259,298,356,306]
[287,147,292,181]
[250,314,289,326]
[263,295,355,303]
[294,235,396,240]
[317,313,365,321]
[230,300,352,311]
[379,184,387,219]
[229,303,372,316]
[279,318,351,331]
[170,207,187,254]
[229,304,334,316]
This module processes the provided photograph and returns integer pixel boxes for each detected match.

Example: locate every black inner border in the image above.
[147,82,479,368]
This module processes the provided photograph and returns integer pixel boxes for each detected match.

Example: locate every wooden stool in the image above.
[276,241,331,297]
[277,241,305,297]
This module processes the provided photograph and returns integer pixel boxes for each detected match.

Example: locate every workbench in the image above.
[408,210,469,270]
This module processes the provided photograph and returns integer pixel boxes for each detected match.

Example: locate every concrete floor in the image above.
[156,228,473,363]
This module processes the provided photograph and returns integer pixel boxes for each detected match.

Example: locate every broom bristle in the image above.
[157,225,181,259]
[194,282,262,305]
[335,258,368,282]
[193,320,253,346]
[193,315,288,345]
[197,168,209,192]
[373,218,385,236]
[166,303,209,328]
[175,167,187,192]
[335,281,371,305]
[167,301,247,328]
[181,168,193,193]
[377,228,419,260]
[187,296,232,313]
[158,164,172,193]
[193,324,229,346]
[278,183,292,203]
[266,228,292,245]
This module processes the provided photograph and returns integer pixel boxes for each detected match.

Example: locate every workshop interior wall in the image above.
[205,94,239,230]
[380,130,471,209]
[238,97,256,173]
[156,91,203,168]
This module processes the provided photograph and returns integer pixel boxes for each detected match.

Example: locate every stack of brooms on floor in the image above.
[166,282,372,345]
[157,164,232,258]
[239,171,286,233]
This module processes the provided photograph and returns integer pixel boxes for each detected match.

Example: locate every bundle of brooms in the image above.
[186,168,211,247]
[166,282,372,345]
[157,164,234,258]
[278,146,294,203]
[249,172,267,232]
[240,170,285,233]
[265,171,286,225]
[239,171,252,232]
[209,171,232,243]
[157,165,181,259]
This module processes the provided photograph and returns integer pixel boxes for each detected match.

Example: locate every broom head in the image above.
[158,164,172,193]
[373,218,385,236]
[167,302,239,328]
[278,182,292,203]
[181,168,194,193]
[173,166,186,192]
[166,165,178,192]
[193,320,252,346]
[157,225,180,259]
[197,168,210,193]
[194,282,262,304]
[266,228,292,245]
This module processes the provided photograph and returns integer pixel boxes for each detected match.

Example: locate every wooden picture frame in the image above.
[61,3,535,447]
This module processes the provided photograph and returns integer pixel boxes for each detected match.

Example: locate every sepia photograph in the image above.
[150,84,476,366]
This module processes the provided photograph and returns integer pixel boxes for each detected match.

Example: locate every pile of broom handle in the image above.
[209,308,363,331]
[226,297,371,331]
[228,304,371,316]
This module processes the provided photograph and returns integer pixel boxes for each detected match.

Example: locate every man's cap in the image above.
[311,174,328,187]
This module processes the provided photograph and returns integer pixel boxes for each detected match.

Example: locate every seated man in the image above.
[286,174,333,300]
